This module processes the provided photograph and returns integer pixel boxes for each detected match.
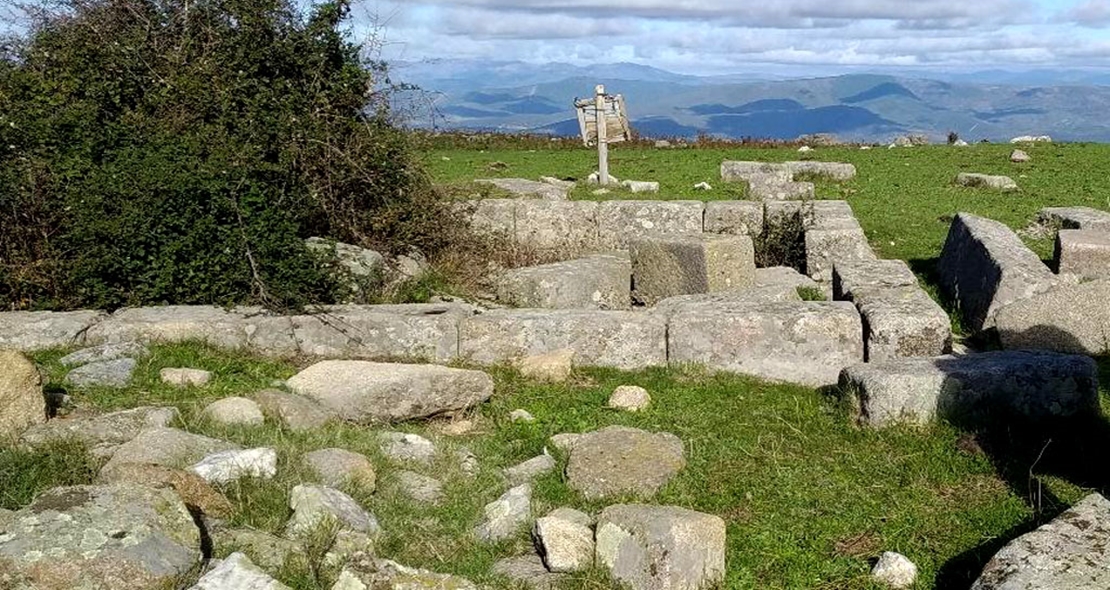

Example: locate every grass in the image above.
[4,342,1108,589]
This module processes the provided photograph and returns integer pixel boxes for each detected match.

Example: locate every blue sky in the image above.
[364,0,1110,75]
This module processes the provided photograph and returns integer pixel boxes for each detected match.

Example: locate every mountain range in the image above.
[392,59,1110,143]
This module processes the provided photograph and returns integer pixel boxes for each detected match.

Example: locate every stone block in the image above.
[703,201,764,236]
[748,178,815,201]
[496,254,631,310]
[629,234,755,306]
[720,161,785,182]
[833,258,918,301]
[782,160,857,181]
[805,228,876,283]
[463,199,517,237]
[857,287,952,362]
[839,350,1099,427]
[288,303,470,362]
[938,213,1059,331]
[515,200,601,255]
[995,279,1110,355]
[1038,206,1110,232]
[0,310,102,351]
[956,173,1019,191]
[1055,229,1110,279]
[476,178,567,200]
[596,504,726,590]
[668,300,864,386]
[755,266,822,293]
[596,200,705,250]
[86,305,260,349]
[458,309,667,370]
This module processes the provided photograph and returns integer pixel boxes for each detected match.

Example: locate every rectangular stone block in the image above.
[514,200,601,256]
[755,266,821,293]
[748,178,815,202]
[0,310,103,351]
[668,300,864,386]
[704,201,764,236]
[839,351,1099,427]
[475,178,567,200]
[464,199,517,237]
[720,161,785,182]
[833,258,918,301]
[495,254,631,310]
[1055,229,1110,279]
[458,309,667,370]
[782,161,857,181]
[597,201,705,250]
[1038,206,1110,232]
[86,306,259,349]
[805,228,876,283]
[857,287,952,362]
[938,213,1059,331]
[629,234,756,306]
[995,280,1110,355]
[288,304,471,362]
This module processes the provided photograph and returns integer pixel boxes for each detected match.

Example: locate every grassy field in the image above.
[3,343,1108,589]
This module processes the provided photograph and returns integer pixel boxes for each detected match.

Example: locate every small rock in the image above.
[395,471,444,505]
[798,146,813,152]
[252,389,335,432]
[188,552,291,590]
[534,511,594,573]
[333,554,478,590]
[549,433,582,453]
[203,397,265,427]
[872,552,918,589]
[323,530,376,568]
[475,484,532,542]
[304,448,376,491]
[694,182,713,191]
[101,426,241,474]
[953,139,970,147]
[286,484,380,539]
[211,528,300,573]
[510,409,536,423]
[591,188,611,196]
[21,405,178,458]
[492,554,569,590]
[596,504,725,590]
[457,447,480,477]
[515,349,574,382]
[191,448,278,484]
[621,180,660,193]
[59,342,149,367]
[654,140,672,149]
[587,172,620,185]
[65,357,137,388]
[97,462,234,518]
[504,454,556,485]
[378,432,436,464]
[161,367,212,387]
[0,349,45,440]
[547,507,592,527]
[1011,149,1031,163]
[608,385,650,412]
[392,251,429,281]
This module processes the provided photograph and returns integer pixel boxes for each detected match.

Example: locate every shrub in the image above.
[755,204,812,272]
[0,0,456,310]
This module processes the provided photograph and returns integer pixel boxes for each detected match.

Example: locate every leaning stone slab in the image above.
[995,279,1110,355]
[565,426,685,500]
[0,349,45,440]
[100,426,242,476]
[496,254,631,310]
[1054,229,1110,279]
[476,178,568,200]
[458,309,667,370]
[839,350,1099,427]
[703,201,764,236]
[514,200,601,255]
[1038,206,1110,232]
[286,360,493,424]
[0,484,201,590]
[669,301,864,387]
[20,406,178,458]
[857,287,952,362]
[939,213,1060,331]
[534,510,594,573]
[596,504,726,590]
[287,303,472,363]
[0,310,101,351]
[189,552,291,590]
[956,173,1019,192]
[971,493,1110,590]
[629,234,755,306]
[596,200,705,250]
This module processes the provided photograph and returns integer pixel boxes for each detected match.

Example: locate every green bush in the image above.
[0,0,455,310]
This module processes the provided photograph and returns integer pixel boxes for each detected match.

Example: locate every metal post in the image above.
[595,84,609,186]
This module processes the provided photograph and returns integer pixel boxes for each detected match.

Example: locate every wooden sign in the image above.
[575,91,631,147]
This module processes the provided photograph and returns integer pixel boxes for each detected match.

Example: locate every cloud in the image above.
[1063,0,1110,26]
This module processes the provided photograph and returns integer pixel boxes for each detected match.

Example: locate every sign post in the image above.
[595,85,609,185]
[575,86,631,187]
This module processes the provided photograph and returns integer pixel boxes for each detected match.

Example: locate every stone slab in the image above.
[805,228,876,283]
[833,258,918,301]
[956,173,1019,191]
[995,279,1110,355]
[1038,206,1110,232]
[514,200,601,255]
[629,234,755,306]
[703,201,764,236]
[287,304,471,362]
[0,310,102,351]
[596,201,705,250]
[857,287,952,362]
[596,504,726,590]
[496,254,631,310]
[1054,229,1110,279]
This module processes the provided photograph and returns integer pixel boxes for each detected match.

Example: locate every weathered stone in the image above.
[514,200,601,255]
[609,385,651,412]
[191,448,277,485]
[161,367,212,387]
[840,350,1099,427]
[653,285,802,317]
[1011,135,1052,143]
[1010,149,1031,163]
[748,177,815,201]
[252,389,335,431]
[1038,206,1110,232]
[720,161,786,182]
[496,254,631,310]
[956,172,1019,191]
[621,180,660,193]
[0,350,44,440]
[534,511,594,573]
[286,361,493,424]
[833,258,918,301]
[629,234,756,306]
[288,304,471,363]
[492,554,569,590]
[856,287,952,362]
[202,397,264,426]
[872,552,918,589]
[59,342,149,367]
[1054,229,1110,279]
[972,493,1110,590]
[566,426,685,500]
[457,447,480,478]
[0,484,201,590]
[305,238,385,286]
[995,279,1110,354]
[304,448,376,491]
[101,427,241,475]
[211,529,300,573]
[394,471,443,505]
[87,306,256,349]
[322,530,376,569]
[783,160,857,180]
[459,309,667,370]
[515,349,575,382]
[286,485,379,538]
[476,178,568,200]
[549,433,582,454]
[0,311,101,351]
[703,201,764,236]
[596,504,726,590]
[805,227,876,283]
[504,454,556,485]
[668,300,864,387]
[510,409,536,423]
[95,462,233,518]
[755,266,821,293]
[939,213,1060,331]
[65,358,137,388]
[378,432,437,464]
[597,200,705,250]
[464,199,517,238]
[189,552,290,590]
[332,554,478,590]
[475,484,532,542]
[22,406,178,458]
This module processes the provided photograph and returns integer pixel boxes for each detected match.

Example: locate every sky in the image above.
[362,0,1110,75]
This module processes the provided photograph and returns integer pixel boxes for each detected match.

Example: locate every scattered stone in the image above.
[798,145,813,152]
[596,504,726,590]
[608,385,650,412]
[252,389,335,431]
[891,136,914,148]
[189,552,291,590]
[596,200,705,250]
[96,462,234,518]
[378,432,437,464]
[1010,135,1052,143]
[497,254,631,311]
[101,426,241,475]
[833,258,918,301]
[629,234,756,306]
[191,448,278,484]
[492,554,569,590]
[515,349,575,382]
[953,139,970,147]
[286,484,379,538]
[203,397,265,427]
[535,510,594,573]
[956,173,1019,192]
[161,367,213,387]
[871,552,918,589]
[304,448,376,491]
[332,554,478,590]
[211,528,300,573]
[0,349,44,439]
[621,180,660,193]
[21,406,178,458]
[65,357,137,388]
[322,530,376,568]
[504,454,556,485]
[995,279,1110,354]
[654,140,672,149]
[476,178,568,200]
[721,160,856,182]
[694,181,713,191]
[1037,206,1110,232]
[475,484,532,543]
[566,426,685,500]
[305,238,385,297]
[510,409,536,423]
[457,447,480,477]
[1055,229,1110,279]
[0,484,201,589]
[395,471,444,505]
[286,361,494,424]
[1010,149,1031,163]
[59,341,149,367]
[971,493,1110,590]
[587,171,620,185]
[591,188,611,196]
[840,350,1099,427]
